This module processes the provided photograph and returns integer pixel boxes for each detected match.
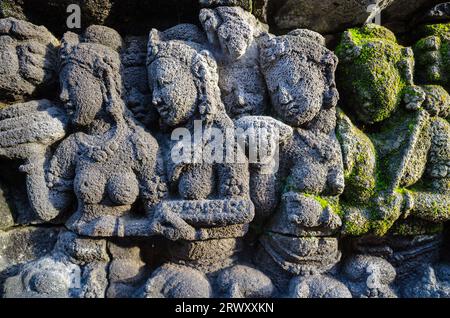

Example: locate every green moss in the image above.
[342,205,398,237]
[390,215,444,236]
[414,24,450,87]
[336,110,377,204]
[345,149,377,200]
[335,24,408,124]
[311,195,329,209]
[0,1,11,14]
[422,85,450,110]
[341,205,371,236]
[420,23,450,38]
[301,193,343,218]
[0,0,20,18]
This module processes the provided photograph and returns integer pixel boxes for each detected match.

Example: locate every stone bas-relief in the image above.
[0,2,449,299]
[335,23,450,297]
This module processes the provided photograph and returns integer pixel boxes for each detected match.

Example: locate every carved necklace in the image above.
[76,117,126,162]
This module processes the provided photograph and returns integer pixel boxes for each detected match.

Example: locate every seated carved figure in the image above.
[335,24,450,297]
[200,6,269,118]
[253,29,346,294]
[143,25,271,298]
[1,25,165,297]
[0,18,58,103]
[146,26,253,241]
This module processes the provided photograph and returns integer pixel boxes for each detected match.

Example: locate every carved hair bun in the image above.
[83,25,123,52]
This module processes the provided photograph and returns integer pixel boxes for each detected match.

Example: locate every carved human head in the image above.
[219,64,268,118]
[147,28,222,127]
[0,18,58,103]
[336,24,414,124]
[59,26,124,128]
[200,6,268,60]
[260,29,339,127]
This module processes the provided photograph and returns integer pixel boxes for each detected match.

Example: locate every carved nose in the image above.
[152,90,162,105]
[279,86,293,105]
[236,90,246,106]
[59,88,69,103]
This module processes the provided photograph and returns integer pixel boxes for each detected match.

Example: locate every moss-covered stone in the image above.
[420,85,450,118]
[390,216,444,236]
[336,109,376,204]
[335,24,412,125]
[0,0,26,20]
[414,23,450,89]
[336,105,437,238]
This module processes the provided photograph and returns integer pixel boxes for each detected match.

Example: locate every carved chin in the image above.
[226,45,246,60]
[72,115,92,127]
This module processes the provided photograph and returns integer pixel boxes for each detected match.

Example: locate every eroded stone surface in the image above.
[0,3,449,299]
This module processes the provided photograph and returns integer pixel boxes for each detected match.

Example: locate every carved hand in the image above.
[0,100,68,160]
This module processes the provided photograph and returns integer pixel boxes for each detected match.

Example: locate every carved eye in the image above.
[159,78,171,86]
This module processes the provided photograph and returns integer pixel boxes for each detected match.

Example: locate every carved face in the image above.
[0,35,55,102]
[219,66,267,117]
[349,44,405,124]
[265,54,324,127]
[59,63,104,128]
[336,25,409,124]
[149,58,198,127]
[217,21,252,60]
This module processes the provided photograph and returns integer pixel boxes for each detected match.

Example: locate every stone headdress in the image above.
[259,29,339,109]
[199,5,269,40]
[60,25,125,120]
[147,25,225,123]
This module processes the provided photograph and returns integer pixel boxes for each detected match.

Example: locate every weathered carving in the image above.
[335,23,450,297]
[143,24,268,297]
[200,6,269,118]
[0,18,58,103]
[252,29,346,295]
[1,25,164,297]
[0,3,449,299]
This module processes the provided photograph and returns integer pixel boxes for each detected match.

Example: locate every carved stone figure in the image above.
[335,23,450,297]
[253,29,346,295]
[144,25,272,297]
[200,6,269,118]
[0,18,58,103]
[414,23,450,90]
[0,2,449,299]
[1,25,165,297]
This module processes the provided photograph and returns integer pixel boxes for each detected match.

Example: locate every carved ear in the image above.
[193,50,220,118]
[147,28,162,62]
[323,87,339,109]
[321,50,339,109]
[322,51,338,69]
[199,50,217,75]
[199,8,223,47]
[259,32,274,48]
[191,50,214,79]
[199,8,220,33]
[259,33,282,69]
[60,31,80,60]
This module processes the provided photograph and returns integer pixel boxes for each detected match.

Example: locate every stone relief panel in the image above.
[0,1,449,299]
